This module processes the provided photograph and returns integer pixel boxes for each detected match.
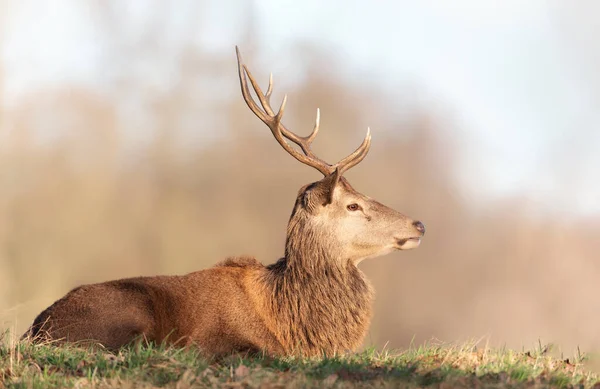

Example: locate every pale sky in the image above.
[1,0,599,215]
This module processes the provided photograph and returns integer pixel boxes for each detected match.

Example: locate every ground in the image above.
[1,333,599,388]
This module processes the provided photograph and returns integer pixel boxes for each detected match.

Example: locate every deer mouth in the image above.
[396,237,421,250]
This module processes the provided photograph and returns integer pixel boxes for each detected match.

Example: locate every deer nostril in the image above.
[413,221,425,235]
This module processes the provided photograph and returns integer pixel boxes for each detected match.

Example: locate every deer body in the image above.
[28,255,371,357]
[25,47,425,357]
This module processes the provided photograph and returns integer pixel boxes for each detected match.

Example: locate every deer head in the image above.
[236,47,425,266]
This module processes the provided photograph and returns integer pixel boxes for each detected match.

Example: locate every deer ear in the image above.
[300,169,341,212]
[322,168,341,206]
[301,185,321,213]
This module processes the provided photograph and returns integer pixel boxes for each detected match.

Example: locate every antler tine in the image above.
[334,128,372,174]
[242,64,276,116]
[236,46,373,178]
[305,108,320,143]
[236,47,269,122]
[283,108,320,156]
[265,73,274,103]
[236,46,332,176]
[276,94,288,122]
[244,65,321,158]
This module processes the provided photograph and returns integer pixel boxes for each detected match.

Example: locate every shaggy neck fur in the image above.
[258,204,374,357]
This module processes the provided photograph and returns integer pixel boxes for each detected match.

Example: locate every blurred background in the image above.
[0,0,599,355]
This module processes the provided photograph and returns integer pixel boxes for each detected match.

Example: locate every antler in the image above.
[235,46,371,177]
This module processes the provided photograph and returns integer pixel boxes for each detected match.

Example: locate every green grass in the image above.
[1,333,599,388]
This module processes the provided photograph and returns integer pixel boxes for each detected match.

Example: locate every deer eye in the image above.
[347,203,361,211]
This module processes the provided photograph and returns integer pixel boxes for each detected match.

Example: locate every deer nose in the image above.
[413,221,426,235]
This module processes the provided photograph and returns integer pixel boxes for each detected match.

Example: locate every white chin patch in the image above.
[399,238,421,250]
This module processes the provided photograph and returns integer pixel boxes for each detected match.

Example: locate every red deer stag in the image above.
[24,46,426,357]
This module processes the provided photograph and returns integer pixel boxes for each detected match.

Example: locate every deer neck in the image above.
[259,214,374,356]
[284,219,341,273]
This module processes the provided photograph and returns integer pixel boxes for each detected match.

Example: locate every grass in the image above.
[1,333,599,388]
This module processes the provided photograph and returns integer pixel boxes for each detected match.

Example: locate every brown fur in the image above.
[24,48,425,357]
[24,177,422,357]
